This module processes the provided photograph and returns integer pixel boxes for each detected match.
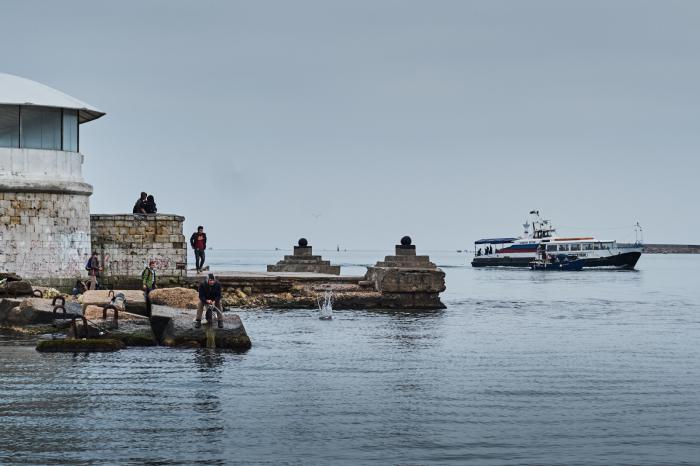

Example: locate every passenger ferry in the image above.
[471,211,643,269]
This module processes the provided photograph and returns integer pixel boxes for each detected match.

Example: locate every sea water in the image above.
[1,251,699,465]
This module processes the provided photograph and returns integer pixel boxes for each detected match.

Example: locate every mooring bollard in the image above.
[102,304,119,328]
[70,315,89,339]
[33,289,43,298]
[52,296,67,321]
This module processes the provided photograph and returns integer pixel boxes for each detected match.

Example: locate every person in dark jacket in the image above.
[195,273,223,328]
[145,195,157,214]
[133,192,147,214]
[190,226,207,273]
[86,251,102,290]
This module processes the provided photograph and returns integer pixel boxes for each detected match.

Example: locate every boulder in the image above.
[81,290,147,315]
[151,305,251,350]
[148,287,198,309]
[36,339,125,353]
[81,306,157,346]
[0,298,81,326]
[1,280,34,297]
[0,273,22,282]
[365,267,446,294]
[32,287,63,299]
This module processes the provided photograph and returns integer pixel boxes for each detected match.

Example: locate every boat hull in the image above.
[530,259,585,271]
[472,251,641,269]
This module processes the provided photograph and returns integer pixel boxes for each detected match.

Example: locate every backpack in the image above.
[85,258,92,271]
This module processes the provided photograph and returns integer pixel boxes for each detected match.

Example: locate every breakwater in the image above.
[642,243,700,254]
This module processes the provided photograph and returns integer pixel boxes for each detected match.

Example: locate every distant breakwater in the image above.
[642,244,700,254]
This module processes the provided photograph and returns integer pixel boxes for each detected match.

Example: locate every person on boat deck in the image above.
[477,248,482,256]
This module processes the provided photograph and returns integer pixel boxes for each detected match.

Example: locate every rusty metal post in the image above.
[102,304,119,328]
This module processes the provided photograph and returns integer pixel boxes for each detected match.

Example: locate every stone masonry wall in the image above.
[90,214,187,287]
[0,192,91,283]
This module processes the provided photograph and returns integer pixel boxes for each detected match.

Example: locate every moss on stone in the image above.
[36,338,125,353]
[112,332,157,347]
[1,324,61,335]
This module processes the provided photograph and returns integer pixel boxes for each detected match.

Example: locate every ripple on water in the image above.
[2,255,700,464]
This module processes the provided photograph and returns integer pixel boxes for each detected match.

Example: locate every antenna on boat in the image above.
[634,222,643,244]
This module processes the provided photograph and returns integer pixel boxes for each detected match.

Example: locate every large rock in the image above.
[81,290,147,315]
[36,339,125,353]
[151,305,251,350]
[0,298,81,326]
[1,280,34,297]
[364,267,446,293]
[148,287,198,309]
[364,239,446,309]
[81,306,157,346]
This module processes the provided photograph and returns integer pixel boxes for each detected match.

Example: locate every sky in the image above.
[2,0,698,249]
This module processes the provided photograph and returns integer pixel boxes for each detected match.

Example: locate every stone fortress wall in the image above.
[0,191,91,285]
[90,214,187,288]
[1,146,93,288]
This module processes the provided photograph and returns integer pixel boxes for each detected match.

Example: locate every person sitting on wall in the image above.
[145,195,157,214]
[195,273,224,329]
[141,260,157,295]
[133,192,148,214]
[190,226,207,273]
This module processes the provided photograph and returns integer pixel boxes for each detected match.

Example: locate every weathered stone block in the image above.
[152,305,251,350]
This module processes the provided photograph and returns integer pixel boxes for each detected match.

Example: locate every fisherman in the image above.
[195,273,224,329]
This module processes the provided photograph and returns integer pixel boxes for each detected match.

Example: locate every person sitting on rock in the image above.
[71,279,87,296]
[145,195,157,214]
[195,273,223,329]
[133,192,148,214]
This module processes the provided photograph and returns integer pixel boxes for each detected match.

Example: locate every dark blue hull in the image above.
[472,251,642,270]
[530,259,585,271]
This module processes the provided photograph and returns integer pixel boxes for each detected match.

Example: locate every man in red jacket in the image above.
[190,226,207,273]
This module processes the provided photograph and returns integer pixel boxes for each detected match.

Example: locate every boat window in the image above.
[558,244,569,252]
[546,244,557,251]
[582,243,593,251]
[570,243,581,251]
[593,243,601,250]
[603,242,614,249]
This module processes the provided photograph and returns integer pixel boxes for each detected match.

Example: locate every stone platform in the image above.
[267,239,340,275]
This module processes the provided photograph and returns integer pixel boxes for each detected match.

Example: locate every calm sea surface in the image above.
[1,251,699,465]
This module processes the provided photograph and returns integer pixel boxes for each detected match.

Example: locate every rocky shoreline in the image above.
[0,238,446,352]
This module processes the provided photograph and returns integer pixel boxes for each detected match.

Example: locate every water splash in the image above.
[318,291,333,320]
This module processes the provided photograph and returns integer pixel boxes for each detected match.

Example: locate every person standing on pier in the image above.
[86,251,102,290]
[141,260,157,295]
[190,226,207,273]
[195,273,223,329]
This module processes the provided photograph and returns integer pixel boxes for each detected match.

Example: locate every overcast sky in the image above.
[2,1,698,248]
